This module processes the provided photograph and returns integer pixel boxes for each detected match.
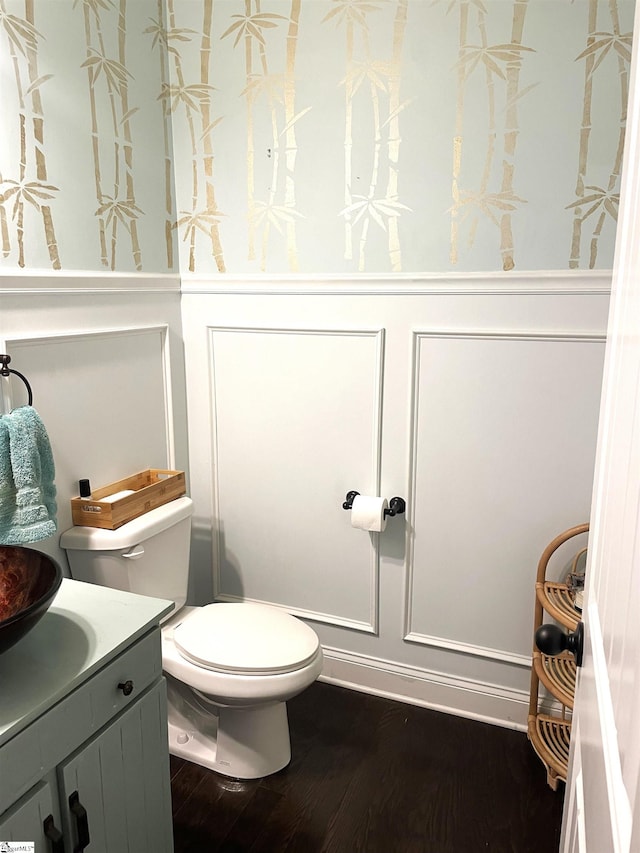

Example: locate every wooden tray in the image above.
[70,469,186,530]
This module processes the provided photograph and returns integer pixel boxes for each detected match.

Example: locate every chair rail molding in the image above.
[0,271,180,294]
[180,269,612,296]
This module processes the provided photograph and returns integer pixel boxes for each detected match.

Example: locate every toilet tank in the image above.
[60,496,193,615]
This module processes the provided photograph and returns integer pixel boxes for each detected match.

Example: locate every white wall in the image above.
[0,0,621,730]
[0,268,605,728]
[0,273,188,572]
[181,270,607,728]
[0,267,605,730]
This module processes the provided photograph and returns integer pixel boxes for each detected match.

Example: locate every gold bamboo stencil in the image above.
[0,0,60,268]
[76,0,144,270]
[157,0,225,273]
[221,0,306,272]
[441,0,533,271]
[145,0,177,269]
[0,0,633,274]
[325,0,412,272]
[568,0,631,269]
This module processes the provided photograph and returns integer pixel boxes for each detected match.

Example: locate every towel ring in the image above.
[0,354,33,406]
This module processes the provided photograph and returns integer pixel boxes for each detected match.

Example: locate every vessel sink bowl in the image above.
[0,545,63,654]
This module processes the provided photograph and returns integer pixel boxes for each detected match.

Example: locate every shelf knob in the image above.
[118,679,134,696]
[535,622,584,668]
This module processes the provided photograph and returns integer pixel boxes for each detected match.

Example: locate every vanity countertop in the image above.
[0,577,173,747]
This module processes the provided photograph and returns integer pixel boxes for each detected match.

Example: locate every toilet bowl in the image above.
[60,496,323,779]
[162,603,323,777]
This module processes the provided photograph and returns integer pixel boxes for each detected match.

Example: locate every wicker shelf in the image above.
[536,581,580,631]
[533,650,576,709]
[528,523,587,790]
[527,713,572,791]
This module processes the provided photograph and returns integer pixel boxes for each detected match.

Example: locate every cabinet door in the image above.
[0,778,62,851]
[58,679,173,853]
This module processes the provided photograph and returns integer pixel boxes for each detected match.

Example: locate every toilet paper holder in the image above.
[342,491,406,518]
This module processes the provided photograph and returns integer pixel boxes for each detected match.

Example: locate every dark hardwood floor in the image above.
[171,681,564,853]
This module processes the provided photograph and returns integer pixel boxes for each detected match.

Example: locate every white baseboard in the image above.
[319,646,531,731]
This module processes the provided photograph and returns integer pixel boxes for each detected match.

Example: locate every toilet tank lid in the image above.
[60,496,193,550]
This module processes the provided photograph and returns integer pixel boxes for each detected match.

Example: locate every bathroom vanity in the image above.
[0,578,174,852]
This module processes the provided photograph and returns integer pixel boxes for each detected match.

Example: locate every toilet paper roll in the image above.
[350,495,388,533]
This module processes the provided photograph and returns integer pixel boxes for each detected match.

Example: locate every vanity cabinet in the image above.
[0,579,174,852]
[0,779,59,850]
[527,524,587,791]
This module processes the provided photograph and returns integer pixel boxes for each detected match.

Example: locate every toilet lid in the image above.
[173,603,320,675]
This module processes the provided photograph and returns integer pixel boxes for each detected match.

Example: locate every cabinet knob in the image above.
[118,679,134,696]
[535,621,584,668]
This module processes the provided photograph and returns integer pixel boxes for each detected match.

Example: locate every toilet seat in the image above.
[173,602,320,676]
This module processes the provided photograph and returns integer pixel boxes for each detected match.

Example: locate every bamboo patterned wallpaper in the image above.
[0,0,635,275]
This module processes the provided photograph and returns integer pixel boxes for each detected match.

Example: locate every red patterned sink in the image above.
[0,546,63,653]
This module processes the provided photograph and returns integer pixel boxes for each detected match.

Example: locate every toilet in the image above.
[60,496,323,779]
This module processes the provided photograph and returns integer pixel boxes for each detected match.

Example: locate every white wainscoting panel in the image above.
[180,274,610,726]
[6,326,173,536]
[405,331,605,663]
[208,326,384,631]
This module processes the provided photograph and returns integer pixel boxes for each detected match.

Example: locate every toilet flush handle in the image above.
[122,545,145,560]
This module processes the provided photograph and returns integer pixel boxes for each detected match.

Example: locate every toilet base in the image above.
[165,674,292,779]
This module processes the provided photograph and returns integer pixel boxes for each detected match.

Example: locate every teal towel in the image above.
[0,406,57,544]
